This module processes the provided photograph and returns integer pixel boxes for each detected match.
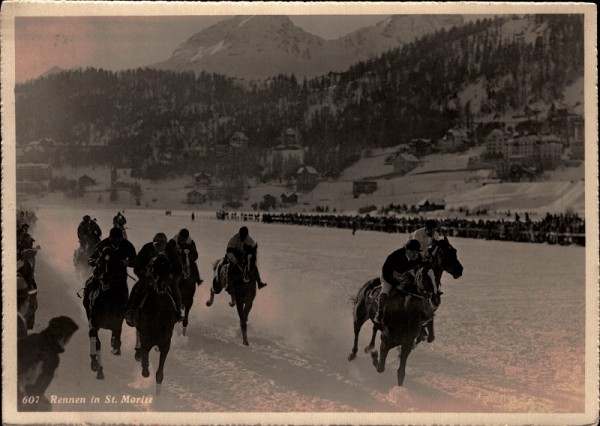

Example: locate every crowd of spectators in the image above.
[217,210,585,246]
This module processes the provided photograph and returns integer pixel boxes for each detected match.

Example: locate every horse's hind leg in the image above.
[89,328,104,379]
[182,303,191,335]
[372,339,391,374]
[111,326,122,355]
[348,316,368,361]
[141,344,150,378]
[205,288,215,307]
[134,330,142,362]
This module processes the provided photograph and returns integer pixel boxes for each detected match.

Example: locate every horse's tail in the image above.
[352,278,377,322]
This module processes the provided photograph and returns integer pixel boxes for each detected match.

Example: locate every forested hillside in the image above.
[15,15,584,180]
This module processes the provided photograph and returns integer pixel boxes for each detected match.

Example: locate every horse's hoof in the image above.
[377,367,385,373]
[97,368,105,380]
[90,356,99,372]
[206,300,213,307]
[182,327,187,337]
[142,368,150,378]
[229,302,236,307]
[134,349,142,362]
[111,349,121,356]
[348,352,357,361]
[427,334,435,343]
[243,340,249,346]
[156,372,164,384]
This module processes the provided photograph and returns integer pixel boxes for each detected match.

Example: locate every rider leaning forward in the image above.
[374,239,423,324]
[225,226,267,290]
[125,232,183,326]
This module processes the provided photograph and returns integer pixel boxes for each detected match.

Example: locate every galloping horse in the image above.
[348,237,463,386]
[206,246,258,346]
[136,255,177,385]
[179,249,202,336]
[84,246,128,380]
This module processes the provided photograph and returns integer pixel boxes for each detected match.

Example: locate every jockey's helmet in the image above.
[150,254,170,279]
[178,228,190,239]
[83,215,91,221]
[425,219,438,230]
[109,227,123,239]
[239,226,249,239]
[153,233,168,243]
[405,239,421,252]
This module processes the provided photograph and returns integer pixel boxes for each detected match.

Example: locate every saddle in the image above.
[212,258,229,294]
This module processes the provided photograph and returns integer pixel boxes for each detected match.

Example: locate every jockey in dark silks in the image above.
[225,226,267,290]
[77,215,102,251]
[374,239,423,324]
[166,228,203,286]
[85,227,136,311]
[125,233,182,326]
[18,248,39,330]
[112,212,127,239]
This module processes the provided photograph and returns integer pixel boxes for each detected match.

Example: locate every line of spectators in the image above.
[257,212,585,246]
[16,212,78,411]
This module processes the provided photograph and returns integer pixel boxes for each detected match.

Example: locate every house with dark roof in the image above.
[296,166,319,191]
[417,198,445,212]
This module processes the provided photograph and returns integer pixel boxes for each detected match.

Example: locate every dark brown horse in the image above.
[348,237,463,386]
[83,246,128,380]
[179,249,202,336]
[206,246,258,346]
[136,255,177,386]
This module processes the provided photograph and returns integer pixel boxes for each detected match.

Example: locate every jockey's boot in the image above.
[124,308,137,328]
[257,281,267,289]
[373,293,388,324]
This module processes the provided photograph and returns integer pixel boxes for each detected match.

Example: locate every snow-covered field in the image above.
[11,205,587,419]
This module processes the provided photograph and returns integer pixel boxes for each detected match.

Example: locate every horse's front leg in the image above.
[397,341,413,386]
[236,301,250,346]
[182,303,191,335]
[364,324,378,354]
[156,340,171,385]
[111,325,122,355]
[426,319,435,343]
[206,287,215,306]
[141,342,151,378]
[89,328,104,379]
[371,337,391,374]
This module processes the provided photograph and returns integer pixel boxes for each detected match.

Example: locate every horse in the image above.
[179,249,202,336]
[135,256,177,386]
[83,247,129,380]
[348,237,463,386]
[206,246,258,346]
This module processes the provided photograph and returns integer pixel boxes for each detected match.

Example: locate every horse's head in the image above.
[428,237,463,279]
[241,244,258,283]
[148,254,171,294]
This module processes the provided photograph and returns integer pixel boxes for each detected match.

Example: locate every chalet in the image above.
[194,172,212,186]
[393,153,419,175]
[280,192,299,206]
[410,138,432,157]
[485,128,507,155]
[353,180,378,198]
[78,174,96,187]
[17,163,52,181]
[296,166,319,191]
[186,189,206,204]
[439,128,468,152]
[417,198,445,212]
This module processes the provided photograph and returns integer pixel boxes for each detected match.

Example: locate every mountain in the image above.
[38,65,65,79]
[152,15,464,80]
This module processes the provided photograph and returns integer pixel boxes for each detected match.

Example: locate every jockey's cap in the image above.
[46,316,79,340]
[153,233,168,243]
[178,228,190,239]
[21,248,37,259]
[109,227,123,239]
[83,215,91,221]
[150,254,170,277]
[405,239,421,252]
[425,219,438,229]
[239,226,249,237]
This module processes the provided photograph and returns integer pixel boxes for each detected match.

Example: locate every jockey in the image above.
[133,233,168,279]
[125,254,183,327]
[409,219,443,256]
[77,215,102,250]
[87,227,136,304]
[225,226,267,289]
[18,249,39,331]
[113,211,127,229]
[374,239,423,324]
[166,228,203,286]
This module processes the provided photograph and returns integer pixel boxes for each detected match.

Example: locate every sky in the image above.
[13,14,490,83]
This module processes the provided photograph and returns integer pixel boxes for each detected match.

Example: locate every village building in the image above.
[261,194,278,210]
[417,197,446,212]
[352,180,378,198]
[186,189,207,204]
[17,163,52,181]
[439,128,468,152]
[393,153,419,175]
[194,172,212,186]
[280,192,299,207]
[296,166,319,191]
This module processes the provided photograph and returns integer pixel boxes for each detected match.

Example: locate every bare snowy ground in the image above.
[22,206,585,414]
